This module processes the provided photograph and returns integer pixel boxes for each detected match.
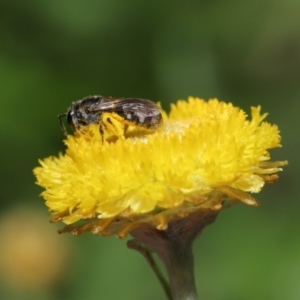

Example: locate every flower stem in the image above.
[128,210,219,299]
[158,239,197,300]
[127,240,172,300]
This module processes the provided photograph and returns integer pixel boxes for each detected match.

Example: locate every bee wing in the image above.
[120,99,161,116]
[88,98,116,112]
[89,98,160,116]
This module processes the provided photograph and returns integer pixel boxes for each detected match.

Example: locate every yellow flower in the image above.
[33,97,287,237]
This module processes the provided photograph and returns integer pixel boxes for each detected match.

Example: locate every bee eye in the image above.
[66,111,73,125]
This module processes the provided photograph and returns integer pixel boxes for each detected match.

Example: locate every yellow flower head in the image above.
[33,97,287,237]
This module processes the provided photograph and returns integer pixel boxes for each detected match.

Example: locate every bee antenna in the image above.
[58,113,68,136]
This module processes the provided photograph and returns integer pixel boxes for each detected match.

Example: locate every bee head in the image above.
[58,103,83,135]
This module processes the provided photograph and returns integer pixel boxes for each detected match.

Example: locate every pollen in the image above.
[33,97,287,237]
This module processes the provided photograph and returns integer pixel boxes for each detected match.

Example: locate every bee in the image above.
[58,95,163,141]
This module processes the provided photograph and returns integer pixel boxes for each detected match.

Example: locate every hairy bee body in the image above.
[59,95,163,140]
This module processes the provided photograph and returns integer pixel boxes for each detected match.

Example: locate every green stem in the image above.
[157,239,197,300]
[127,240,172,300]
[128,210,219,299]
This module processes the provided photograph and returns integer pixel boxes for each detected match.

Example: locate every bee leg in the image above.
[123,124,129,135]
[99,123,106,143]
[102,112,126,140]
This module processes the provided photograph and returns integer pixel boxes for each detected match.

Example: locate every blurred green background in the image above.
[0,1,298,299]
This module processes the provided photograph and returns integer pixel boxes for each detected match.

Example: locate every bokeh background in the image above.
[0,1,298,299]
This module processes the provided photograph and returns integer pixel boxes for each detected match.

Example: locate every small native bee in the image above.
[58,95,163,140]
